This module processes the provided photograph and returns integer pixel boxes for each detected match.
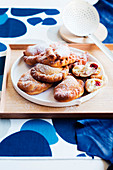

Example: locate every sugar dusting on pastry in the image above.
[85,78,104,92]
[25,43,48,56]
[30,64,69,83]
[54,75,84,102]
[18,42,106,100]
[35,63,62,75]
[17,71,52,95]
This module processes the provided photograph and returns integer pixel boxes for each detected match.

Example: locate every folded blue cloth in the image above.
[75,119,113,169]
[95,0,113,43]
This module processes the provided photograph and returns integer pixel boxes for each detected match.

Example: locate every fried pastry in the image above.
[23,43,84,67]
[24,44,47,56]
[90,74,107,86]
[23,43,48,65]
[49,42,71,60]
[36,52,78,67]
[85,78,104,93]
[30,63,69,83]
[54,75,84,102]
[72,62,101,77]
[75,52,89,65]
[69,52,89,70]
[44,43,80,67]
[17,71,52,95]
[90,74,106,81]
[23,55,38,66]
[91,74,103,80]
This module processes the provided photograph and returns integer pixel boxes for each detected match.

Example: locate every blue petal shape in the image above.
[11,8,46,17]
[0,75,3,90]
[0,56,6,75]
[27,17,42,26]
[45,9,60,15]
[0,8,8,15]
[0,42,7,52]
[0,13,8,25]
[42,18,57,25]
[52,119,77,144]
[0,130,52,156]
[76,153,86,157]
[0,18,27,38]
[21,119,58,145]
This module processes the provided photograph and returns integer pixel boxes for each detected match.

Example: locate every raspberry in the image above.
[90,63,98,69]
[95,81,101,86]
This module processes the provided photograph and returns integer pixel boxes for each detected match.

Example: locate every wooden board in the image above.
[59,24,108,44]
[1,44,113,118]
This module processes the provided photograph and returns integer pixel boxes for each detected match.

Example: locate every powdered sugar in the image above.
[27,42,49,55]
[36,63,62,75]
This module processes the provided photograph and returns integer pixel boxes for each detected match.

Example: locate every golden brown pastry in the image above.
[49,42,71,60]
[54,75,84,102]
[30,63,69,83]
[36,52,78,67]
[23,43,78,67]
[68,52,89,70]
[72,62,101,77]
[74,52,89,65]
[85,78,104,92]
[23,44,47,65]
[91,74,103,80]
[23,55,38,66]
[24,44,47,56]
[17,71,52,95]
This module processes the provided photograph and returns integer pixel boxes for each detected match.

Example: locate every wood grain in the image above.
[1,44,113,118]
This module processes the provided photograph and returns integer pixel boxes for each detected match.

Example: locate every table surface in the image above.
[0,0,111,169]
[0,159,109,170]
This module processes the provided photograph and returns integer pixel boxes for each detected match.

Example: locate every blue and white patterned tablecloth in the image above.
[0,7,63,44]
[0,119,92,158]
[0,2,113,169]
[0,7,93,159]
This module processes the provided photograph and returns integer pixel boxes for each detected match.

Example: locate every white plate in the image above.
[11,47,106,107]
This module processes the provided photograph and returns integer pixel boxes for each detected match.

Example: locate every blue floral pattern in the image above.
[0,130,52,156]
[21,119,58,145]
[0,8,60,38]
[52,118,77,144]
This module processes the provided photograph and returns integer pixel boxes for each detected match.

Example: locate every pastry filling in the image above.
[90,63,98,69]
[95,81,101,86]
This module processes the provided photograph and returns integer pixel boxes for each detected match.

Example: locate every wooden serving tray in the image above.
[0,44,113,118]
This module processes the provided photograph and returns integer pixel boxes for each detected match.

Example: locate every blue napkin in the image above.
[75,119,113,164]
[95,0,113,43]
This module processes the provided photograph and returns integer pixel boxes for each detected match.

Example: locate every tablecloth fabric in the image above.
[0,2,112,169]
